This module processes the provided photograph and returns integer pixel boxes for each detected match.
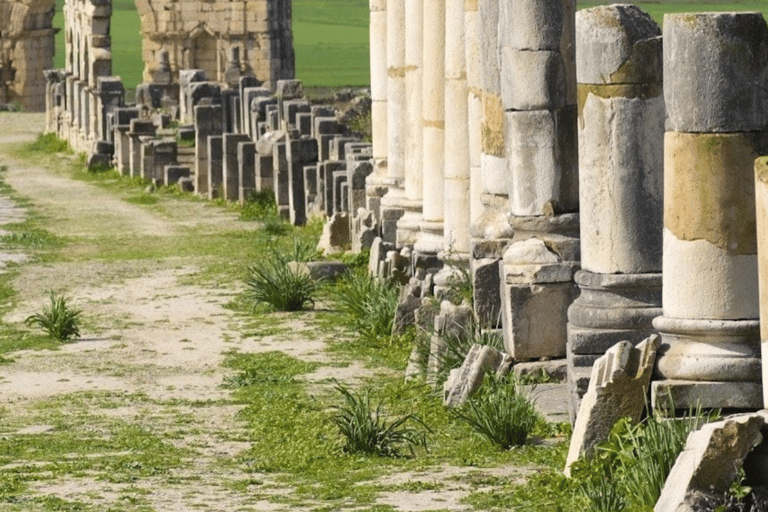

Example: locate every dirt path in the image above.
[0,114,536,512]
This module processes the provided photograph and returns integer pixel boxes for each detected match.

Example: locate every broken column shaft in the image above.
[567,4,664,422]
[653,12,768,410]
[498,0,580,362]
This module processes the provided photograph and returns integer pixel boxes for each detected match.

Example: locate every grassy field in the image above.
[52,0,768,90]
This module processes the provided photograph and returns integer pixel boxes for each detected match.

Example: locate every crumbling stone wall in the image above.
[135,0,294,90]
[0,0,56,111]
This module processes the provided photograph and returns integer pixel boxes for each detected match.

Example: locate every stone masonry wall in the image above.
[135,0,294,90]
[0,0,56,111]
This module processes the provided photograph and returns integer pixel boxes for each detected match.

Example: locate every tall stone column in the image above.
[652,13,767,410]
[379,0,407,243]
[756,158,768,409]
[567,5,664,421]
[365,0,389,221]
[395,0,424,247]
[469,0,513,328]
[443,0,470,259]
[465,0,482,226]
[414,0,446,257]
[498,0,580,361]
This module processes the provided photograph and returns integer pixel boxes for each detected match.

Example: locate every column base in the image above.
[651,380,763,410]
[651,315,761,410]
[395,199,423,248]
[566,270,663,422]
[415,220,444,255]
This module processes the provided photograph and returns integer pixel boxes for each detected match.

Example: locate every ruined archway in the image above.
[1,0,57,111]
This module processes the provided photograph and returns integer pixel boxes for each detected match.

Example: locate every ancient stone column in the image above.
[469,0,514,328]
[365,0,389,221]
[395,0,424,247]
[379,0,407,243]
[498,0,580,361]
[465,0,483,226]
[567,5,664,422]
[414,0,446,256]
[652,12,768,410]
[756,158,768,409]
[443,0,471,259]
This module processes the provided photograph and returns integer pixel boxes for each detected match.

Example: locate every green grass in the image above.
[577,0,768,24]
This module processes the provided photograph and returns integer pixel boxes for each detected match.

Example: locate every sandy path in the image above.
[0,114,534,512]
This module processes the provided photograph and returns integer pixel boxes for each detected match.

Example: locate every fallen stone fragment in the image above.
[655,412,766,512]
[443,344,513,407]
[564,334,660,475]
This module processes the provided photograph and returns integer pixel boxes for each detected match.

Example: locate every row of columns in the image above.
[369,0,768,412]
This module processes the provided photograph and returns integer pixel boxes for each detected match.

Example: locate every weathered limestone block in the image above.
[318,213,351,255]
[195,104,223,195]
[128,119,156,177]
[443,344,513,407]
[564,335,660,476]
[505,108,579,217]
[223,134,250,202]
[654,413,766,512]
[164,165,191,185]
[393,280,423,335]
[664,13,768,133]
[238,141,256,203]
[207,135,224,199]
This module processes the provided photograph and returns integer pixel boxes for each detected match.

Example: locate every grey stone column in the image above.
[498,0,580,362]
[414,0,446,256]
[652,12,768,410]
[365,0,389,221]
[379,0,407,243]
[395,0,424,247]
[469,0,514,328]
[566,5,664,422]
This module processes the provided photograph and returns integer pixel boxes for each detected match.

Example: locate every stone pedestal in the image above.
[567,5,664,421]
[653,13,768,410]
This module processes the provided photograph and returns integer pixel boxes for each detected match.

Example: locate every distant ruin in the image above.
[2,0,294,112]
[0,0,57,111]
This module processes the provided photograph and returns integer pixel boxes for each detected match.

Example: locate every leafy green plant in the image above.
[328,269,399,345]
[451,374,540,450]
[245,238,321,312]
[330,383,430,457]
[241,190,279,221]
[25,291,82,341]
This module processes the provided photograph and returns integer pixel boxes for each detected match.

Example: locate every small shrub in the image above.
[451,374,540,450]
[330,383,429,457]
[25,291,81,341]
[27,133,70,154]
[328,269,399,345]
[245,238,320,312]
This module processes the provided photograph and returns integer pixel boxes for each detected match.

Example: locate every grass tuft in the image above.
[25,291,82,342]
[245,238,321,311]
[451,374,540,450]
[328,269,399,345]
[330,382,430,457]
